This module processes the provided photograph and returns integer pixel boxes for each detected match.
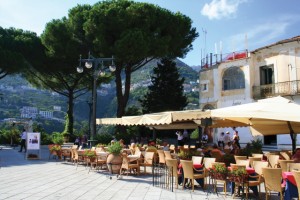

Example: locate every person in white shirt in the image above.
[224,131,231,144]
[19,129,27,152]
[176,131,184,146]
[218,132,225,148]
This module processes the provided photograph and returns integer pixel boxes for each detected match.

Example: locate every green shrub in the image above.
[51,132,64,145]
[190,128,199,139]
[94,133,113,145]
[107,142,123,155]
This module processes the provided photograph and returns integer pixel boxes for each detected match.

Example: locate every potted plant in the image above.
[49,144,62,159]
[228,167,248,183]
[213,163,229,180]
[84,149,97,162]
[106,142,123,174]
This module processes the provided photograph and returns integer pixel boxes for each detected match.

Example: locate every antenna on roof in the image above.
[245,33,248,51]
[202,28,207,56]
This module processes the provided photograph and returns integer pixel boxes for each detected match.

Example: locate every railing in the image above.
[200,50,249,70]
[152,163,174,192]
[253,80,300,99]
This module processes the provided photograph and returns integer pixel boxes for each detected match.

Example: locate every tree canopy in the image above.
[85,0,198,118]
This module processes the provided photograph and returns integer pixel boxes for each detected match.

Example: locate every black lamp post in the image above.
[77,53,115,140]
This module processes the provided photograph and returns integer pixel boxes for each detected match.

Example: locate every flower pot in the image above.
[106,154,122,174]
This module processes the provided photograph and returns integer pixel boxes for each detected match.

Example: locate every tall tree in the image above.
[25,5,112,135]
[85,0,198,119]
[140,58,187,113]
[0,27,44,79]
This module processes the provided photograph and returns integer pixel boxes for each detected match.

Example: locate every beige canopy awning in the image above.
[210,96,300,136]
[96,109,248,129]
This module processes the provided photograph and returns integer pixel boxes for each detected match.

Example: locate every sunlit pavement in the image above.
[0,146,275,200]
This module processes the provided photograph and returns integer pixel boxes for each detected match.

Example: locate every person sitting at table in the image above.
[162,141,169,151]
[210,143,223,159]
[292,148,300,163]
[119,139,126,148]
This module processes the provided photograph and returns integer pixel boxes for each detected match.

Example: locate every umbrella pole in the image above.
[287,121,297,154]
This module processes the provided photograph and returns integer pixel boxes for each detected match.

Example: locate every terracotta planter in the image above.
[106,154,122,174]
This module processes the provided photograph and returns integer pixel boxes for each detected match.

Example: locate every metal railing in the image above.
[152,163,174,192]
[253,80,300,99]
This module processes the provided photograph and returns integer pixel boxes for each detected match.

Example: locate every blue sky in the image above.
[1,0,300,66]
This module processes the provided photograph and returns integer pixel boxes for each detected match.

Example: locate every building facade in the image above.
[199,36,300,148]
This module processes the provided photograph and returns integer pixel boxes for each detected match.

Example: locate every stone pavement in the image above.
[0,145,275,200]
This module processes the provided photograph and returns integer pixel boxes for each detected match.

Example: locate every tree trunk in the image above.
[66,90,74,135]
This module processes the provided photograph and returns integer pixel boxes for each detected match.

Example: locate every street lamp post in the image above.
[77,53,115,140]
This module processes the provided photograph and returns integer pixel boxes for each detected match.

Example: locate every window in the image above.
[222,66,245,90]
[201,83,208,92]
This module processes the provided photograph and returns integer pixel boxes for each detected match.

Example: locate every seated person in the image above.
[162,141,169,151]
[292,148,300,163]
[119,139,126,148]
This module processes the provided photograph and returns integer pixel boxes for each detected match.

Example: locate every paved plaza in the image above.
[0,146,279,200]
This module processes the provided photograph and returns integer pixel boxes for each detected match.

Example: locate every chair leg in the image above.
[182,178,186,190]
[192,179,194,192]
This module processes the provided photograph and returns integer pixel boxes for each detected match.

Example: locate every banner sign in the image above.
[27,132,40,150]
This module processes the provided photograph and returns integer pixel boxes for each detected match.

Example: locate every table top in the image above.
[282,172,297,186]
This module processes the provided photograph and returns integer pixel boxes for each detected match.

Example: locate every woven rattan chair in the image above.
[166,159,180,189]
[89,153,107,173]
[292,170,300,200]
[120,154,140,176]
[234,155,247,163]
[157,150,166,165]
[236,159,250,167]
[278,160,295,172]
[140,152,154,174]
[164,151,172,159]
[248,157,261,167]
[252,153,264,159]
[192,156,203,165]
[203,157,216,174]
[262,167,284,200]
[181,160,206,192]
[267,155,280,168]
[280,151,291,160]
[287,163,300,172]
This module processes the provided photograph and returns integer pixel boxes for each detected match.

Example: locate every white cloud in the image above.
[227,14,300,51]
[201,0,247,20]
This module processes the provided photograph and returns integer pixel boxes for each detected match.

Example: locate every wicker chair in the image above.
[236,159,250,167]
[180,160,206,192]
[140,152,154,174]
[280,151,291,160]
[287,163,300,172]
[120,154,140,176]
[89,153,107,173]
[248,157,261,167]
[157,150,166,165]
[164,151,172,159]
[292,171,300,200]
[211,162,227,196]
[278,160,295,172]
[252,153,264,159]
[203,157,216,172]
[262,168,284,200]
[165,159,180,189]
[267,155,280,168]
[192,156,203,165]
[234,155,247,163]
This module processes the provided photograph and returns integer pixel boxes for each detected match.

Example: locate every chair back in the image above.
[248,157,261,167]
[169,145,175,152]
[292,171,300,200]
[164,151,172,159]
[157,150,166,164]
[203,157,216,169]
[280,151,291,160]
[287,163,300,172]
[144,152,154,165]
[262,168,282,192]
[73,148,79,160]
[278,160,294,172]
[252,153,264,159]
[252,161,269,175]
[134,147,141,156]
[180,160,194,179]
[267,155,279,168]
[72,145,78,149]
[183,145,189,149]
[166,159,178,178]
[234,155,247,163]
[236,159,250,167]
[192,156,203,165]
[121,154,130,169]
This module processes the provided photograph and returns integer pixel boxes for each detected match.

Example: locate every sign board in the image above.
[27,132,40,150]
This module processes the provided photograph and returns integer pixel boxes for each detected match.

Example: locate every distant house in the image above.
[199,35,300,149]
[20,107,38,119]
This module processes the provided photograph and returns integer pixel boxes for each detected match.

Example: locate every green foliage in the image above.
[41,132,52,145]
[0,128,20,145]
[83,149,96,158]
[230,167,247,176]
[223,153,235,167]
[140,58,187,113]
[190,128,199,139]
[51,132,64,145]
[238,138,263,156]
[214,163,229,174]
[50,144,61,151]
[94,133,113,145]
[107,142,123,155]
[178,149,201,160]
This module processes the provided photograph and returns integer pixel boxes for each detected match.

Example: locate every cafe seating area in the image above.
[47,143,300,199]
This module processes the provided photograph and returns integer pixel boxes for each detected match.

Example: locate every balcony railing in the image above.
[253,81,300,99]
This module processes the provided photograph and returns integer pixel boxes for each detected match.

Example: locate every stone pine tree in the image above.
[140,58,187,114]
